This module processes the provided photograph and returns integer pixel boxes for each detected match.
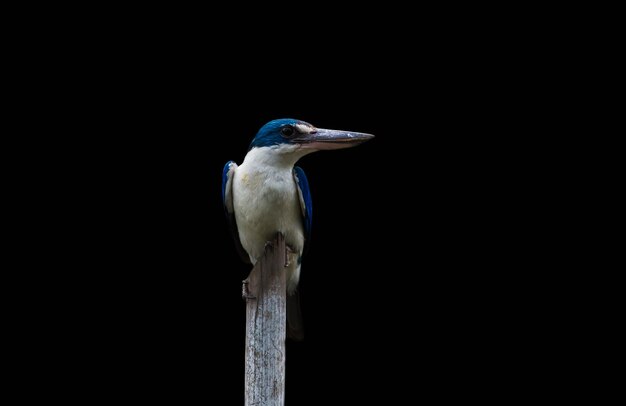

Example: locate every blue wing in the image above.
[293,166,312,255]
[222,161,251,264]
[222,161,235,214]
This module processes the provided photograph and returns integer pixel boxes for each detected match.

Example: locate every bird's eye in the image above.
[281,126,296,137]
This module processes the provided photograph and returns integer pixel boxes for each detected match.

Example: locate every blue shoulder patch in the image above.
[222,161,235,213]
[294,166,313,249]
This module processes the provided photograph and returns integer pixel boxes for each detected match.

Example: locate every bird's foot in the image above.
[242,279,255,300]
[285,245,295,267]
[264,240,274,251]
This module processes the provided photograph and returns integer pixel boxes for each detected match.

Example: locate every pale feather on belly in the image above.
[234,171,304,263]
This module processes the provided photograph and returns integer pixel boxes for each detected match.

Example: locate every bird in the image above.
[221,118,374,340]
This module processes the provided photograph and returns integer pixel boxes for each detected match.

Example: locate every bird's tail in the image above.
[287,290,304,341]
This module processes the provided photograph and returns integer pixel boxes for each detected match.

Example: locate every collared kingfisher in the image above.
[221,118,374,340]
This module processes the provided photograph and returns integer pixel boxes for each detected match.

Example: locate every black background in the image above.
[77,85,520,404]
[28,36,544,403]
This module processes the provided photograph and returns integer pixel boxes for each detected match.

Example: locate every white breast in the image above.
[232,147,306,266]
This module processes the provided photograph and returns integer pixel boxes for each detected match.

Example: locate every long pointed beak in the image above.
[294,128,375,150]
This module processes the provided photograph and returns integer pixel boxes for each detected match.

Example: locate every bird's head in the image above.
[249,118,374,154]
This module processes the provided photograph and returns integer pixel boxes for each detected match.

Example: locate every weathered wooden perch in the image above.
[244,233,287,406]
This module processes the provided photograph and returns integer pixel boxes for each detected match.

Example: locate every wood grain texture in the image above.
[244,233,286,406]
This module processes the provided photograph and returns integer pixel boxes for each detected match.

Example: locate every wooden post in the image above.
[244,233,287,406]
